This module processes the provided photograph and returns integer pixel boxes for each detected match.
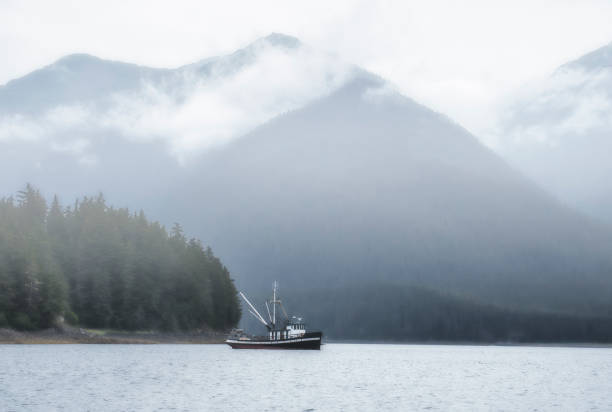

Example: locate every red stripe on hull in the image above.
[226,332,322,350]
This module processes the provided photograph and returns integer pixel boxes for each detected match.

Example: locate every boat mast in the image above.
[267,281,286,330]
[273,281,277,329]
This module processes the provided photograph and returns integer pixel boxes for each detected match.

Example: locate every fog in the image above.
[165,76,612,315]
[494,42,612,222]
[0,34,354,163]
[1,32,612,339]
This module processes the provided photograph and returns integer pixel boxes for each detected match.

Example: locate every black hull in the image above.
[226,332,322,350]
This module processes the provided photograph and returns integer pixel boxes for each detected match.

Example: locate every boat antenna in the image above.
[239,292,270,329]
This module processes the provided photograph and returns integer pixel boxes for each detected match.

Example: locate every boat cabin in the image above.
[269,317,306,340]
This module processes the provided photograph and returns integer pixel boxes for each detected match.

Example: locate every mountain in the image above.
[0,33,353,205]
[166,76,612,327]
[2,34,612,340]
[0,33,302,115]
[497,41,612,223]
[0,54,168,115]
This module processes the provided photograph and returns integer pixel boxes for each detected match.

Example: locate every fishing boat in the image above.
[225,282,322,350]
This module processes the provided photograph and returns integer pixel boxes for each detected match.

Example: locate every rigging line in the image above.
[240,292,268,326]
[279,302,289,320]
[248,309,268,327]
[265,301,273,323]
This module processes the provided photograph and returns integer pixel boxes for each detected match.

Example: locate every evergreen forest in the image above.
[0,185,241,331]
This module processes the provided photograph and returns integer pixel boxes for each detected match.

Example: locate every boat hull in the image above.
[226,332,322,350]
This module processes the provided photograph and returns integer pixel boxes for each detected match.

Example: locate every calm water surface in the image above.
[1,343,611,411]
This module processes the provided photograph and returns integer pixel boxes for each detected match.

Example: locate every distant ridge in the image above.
[2,34,612,340]
[500,39,612,223]
[165,75,612,338]
[561,41,612,71]
[253,32,301,49]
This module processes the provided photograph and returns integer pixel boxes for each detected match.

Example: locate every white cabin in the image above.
[286,321,306,338]
[268,318,306,340]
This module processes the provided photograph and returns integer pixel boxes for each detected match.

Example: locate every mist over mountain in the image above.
[0,33,354,205]
[168,76,612,326]
[2,34,612,340]
[497,42,612,223]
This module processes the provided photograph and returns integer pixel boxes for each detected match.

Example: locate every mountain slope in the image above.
[166,76,612,336]
[0,33,354,204]
[0,54,168,115]
[498,41,612,222]
[0,33,302,116]
[2,35,612,339]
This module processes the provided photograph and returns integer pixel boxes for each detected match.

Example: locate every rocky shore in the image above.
[0,325,227,344]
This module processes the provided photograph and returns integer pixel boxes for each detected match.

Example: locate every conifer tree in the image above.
[0,185,241,331]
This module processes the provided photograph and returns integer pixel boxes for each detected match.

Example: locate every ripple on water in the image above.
[0,344,611,411]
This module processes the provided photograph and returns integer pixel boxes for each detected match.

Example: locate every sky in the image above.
[2,0,612,141]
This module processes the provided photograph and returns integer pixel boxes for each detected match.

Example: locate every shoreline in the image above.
[2,328,611,347]
[0,327,227,344]
[324,340,612,349]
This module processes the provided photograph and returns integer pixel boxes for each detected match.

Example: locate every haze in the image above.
[2,1,612,341]
[3,0,612,139]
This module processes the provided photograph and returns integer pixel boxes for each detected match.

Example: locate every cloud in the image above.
[3,0,612,144]
[0,114,42,142]
[491,65,612,151]
[0,42,356,164]
[105,43,354,161]
[0,105,91,143]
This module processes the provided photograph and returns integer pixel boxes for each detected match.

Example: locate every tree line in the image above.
[288,283,612,342]
[0,184,241,331]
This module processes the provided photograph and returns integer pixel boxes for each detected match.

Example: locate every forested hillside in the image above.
[0,185,241,331]
[172,78,612,317]
[287,284,612,342]
[3,36,612,341]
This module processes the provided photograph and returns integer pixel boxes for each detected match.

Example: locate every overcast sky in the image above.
[2,0,612,138]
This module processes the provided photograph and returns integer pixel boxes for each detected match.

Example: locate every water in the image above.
[1,344,611,411]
